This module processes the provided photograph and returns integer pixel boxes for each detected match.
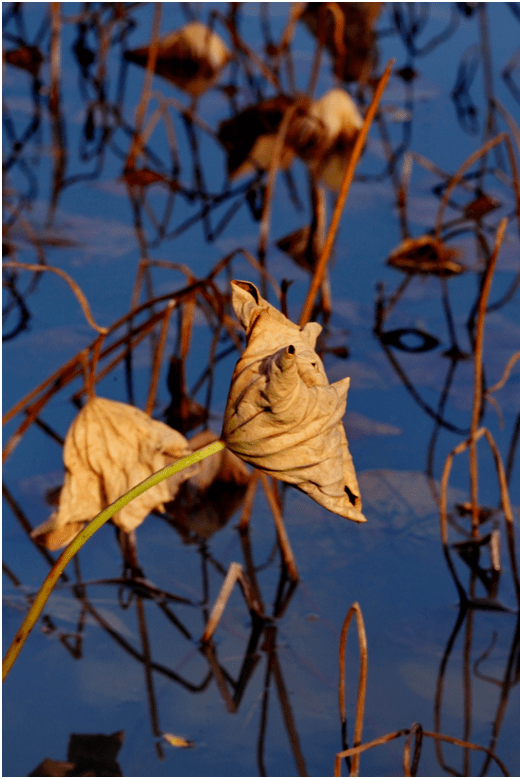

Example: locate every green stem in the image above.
[2,440,225,682]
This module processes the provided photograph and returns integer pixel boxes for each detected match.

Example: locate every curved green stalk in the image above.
[2,440,225,682]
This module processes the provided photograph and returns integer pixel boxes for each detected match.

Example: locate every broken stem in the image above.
[2,440,225,682]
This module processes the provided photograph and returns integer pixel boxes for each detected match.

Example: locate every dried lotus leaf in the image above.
[222,281,366,523]
[31,397,198,549]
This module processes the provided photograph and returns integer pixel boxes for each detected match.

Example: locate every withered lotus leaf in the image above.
[125,21,230,98]
[222,281,366,523]
[31,397,198,550]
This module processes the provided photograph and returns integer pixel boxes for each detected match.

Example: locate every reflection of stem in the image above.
[334,728,508,776]
[462,593,475,775]
[271,641,308,776]
[2,441,225,681]
[479,615,520,775]
[136,596,164,760]
[426,354,460,501]
[2,262,108,335]
[434,133,507,239]
[470,218,506,534]
[146,300,176,415]
[2,482,67,577]
[260,474,298,582]
[435,602,466,775]
[299,59,394,327]
[47,2,67,226]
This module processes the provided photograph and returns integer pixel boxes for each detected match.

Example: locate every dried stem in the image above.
[469,217,507,533]
[299,59,394,327]
[260,473,298,582]
[338,602,368,778]
[3,441,225,681]
[2,262,108,334]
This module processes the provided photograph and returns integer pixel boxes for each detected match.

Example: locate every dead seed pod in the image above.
[386,235,466,276]
[222,280,366,523]
[31,397,198,550]
[294,88,364,190]
[125,21,231,98]
[217,95,311,180]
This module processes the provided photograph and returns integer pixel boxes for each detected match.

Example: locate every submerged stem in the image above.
[2,440,225,682]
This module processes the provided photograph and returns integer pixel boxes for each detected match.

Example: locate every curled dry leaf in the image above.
[217,89,363,189]
[222,281,366,522]
[31,397,198,550]
[125,21,231,98]
[387,235,465,276]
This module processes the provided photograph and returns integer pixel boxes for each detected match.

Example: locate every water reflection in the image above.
[3,2,520,776]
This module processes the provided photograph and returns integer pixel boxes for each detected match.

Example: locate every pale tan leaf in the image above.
[31,397,197,548]
[222,281,366,522]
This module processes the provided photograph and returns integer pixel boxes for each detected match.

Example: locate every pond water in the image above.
[3,3,520,777]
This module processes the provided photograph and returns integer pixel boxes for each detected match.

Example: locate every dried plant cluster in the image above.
[223,280,365,522]
[3,2,520,777]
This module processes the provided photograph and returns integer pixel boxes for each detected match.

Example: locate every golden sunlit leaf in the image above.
[31,397,198,549]
[222,281,366,522]
[125,21,231,98]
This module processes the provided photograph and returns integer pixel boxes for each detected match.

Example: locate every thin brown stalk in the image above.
[146,301,175,414]
[481,428,520,604]
[2,262,108,334]
[470,217,507,533]
[3,286,204,428]
[79,349,95,402]
[487,350,520,394]
[126,2,162,171]
[298,59,394,326]
[136,596,164,760]
[439,429,486,600]
[238,471,259,530]
[271,646,308,776]
[259,473,298,582]
[434,133,507,239]
[338,602,368,778]
[258,101,305,295]
[402,722,423,777]
[334,728,509,777]
[201,642,237,713]
[334,730,410,776]
[201,562,243,643]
